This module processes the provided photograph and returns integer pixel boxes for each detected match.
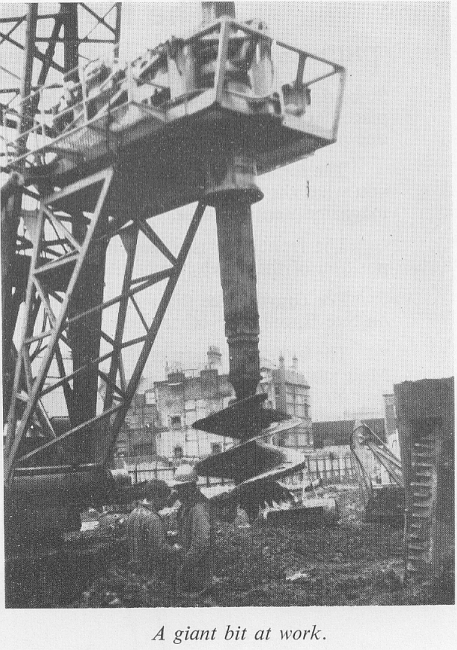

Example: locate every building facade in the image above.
[260,355,313,450]
[116,347,313,466]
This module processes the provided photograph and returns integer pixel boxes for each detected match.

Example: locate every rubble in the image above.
[63,487,450,608]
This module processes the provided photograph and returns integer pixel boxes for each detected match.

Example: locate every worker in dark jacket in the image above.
[126,480,178,586]
[172,464,214,599]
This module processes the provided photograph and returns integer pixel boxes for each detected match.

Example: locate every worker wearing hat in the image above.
[126,479,179,595]
[172,464,214,600]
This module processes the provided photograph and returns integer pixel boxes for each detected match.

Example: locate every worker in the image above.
[53,73,82,133]
[171,464,214,600]
[126,479,179,593]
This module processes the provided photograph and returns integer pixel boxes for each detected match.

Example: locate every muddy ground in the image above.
[68,486,451,608]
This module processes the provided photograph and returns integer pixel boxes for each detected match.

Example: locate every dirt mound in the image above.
[68,487,435,608]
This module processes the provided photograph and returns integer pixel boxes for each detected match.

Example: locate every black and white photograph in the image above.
[0,0,454,640]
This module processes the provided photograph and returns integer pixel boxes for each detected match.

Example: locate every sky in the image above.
[1,2,453,421]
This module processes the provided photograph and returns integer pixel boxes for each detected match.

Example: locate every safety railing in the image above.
[214,19,345,140]
[3,17,345,169]
[3,56,137,168]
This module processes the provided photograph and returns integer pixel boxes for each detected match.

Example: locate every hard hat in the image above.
[172,463,198,486]
[143,479,170,500]
[135,479,170,504]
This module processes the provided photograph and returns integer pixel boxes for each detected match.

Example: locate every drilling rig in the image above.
[2,2,345,602]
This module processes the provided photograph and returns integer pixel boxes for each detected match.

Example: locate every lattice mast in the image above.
[3,2,345,499]
[1,3,122,422]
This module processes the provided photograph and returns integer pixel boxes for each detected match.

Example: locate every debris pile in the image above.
[64,487,447,608]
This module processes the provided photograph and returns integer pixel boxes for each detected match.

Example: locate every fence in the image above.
[309,454,357,485]
[282,454,357,489]
[127,465,230,488]
[127,451,357,489]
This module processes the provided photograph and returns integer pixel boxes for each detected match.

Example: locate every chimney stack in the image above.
[207,345,222,370]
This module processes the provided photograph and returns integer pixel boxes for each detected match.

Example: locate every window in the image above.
[174,445,183,459]
[196,399,207,419]
[185,410,197,426]
[296,433,307,447]
[211,443,222,455]
[170,415,181,429]
[145,390,156,405]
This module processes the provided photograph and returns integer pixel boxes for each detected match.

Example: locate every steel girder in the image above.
[1,3,122,418]
[0,3,122,114]
[4,165,205,485]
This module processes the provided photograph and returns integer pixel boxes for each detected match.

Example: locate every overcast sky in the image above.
[114,2,452,420]
[2,2,453,421]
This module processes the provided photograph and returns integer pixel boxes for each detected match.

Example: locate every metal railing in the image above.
[282,454,357,487]
[3,57,135,167]
[127,464,231,488]
[3,17,345,168]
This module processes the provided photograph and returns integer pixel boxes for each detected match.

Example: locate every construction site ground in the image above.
[61,485,451,608]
